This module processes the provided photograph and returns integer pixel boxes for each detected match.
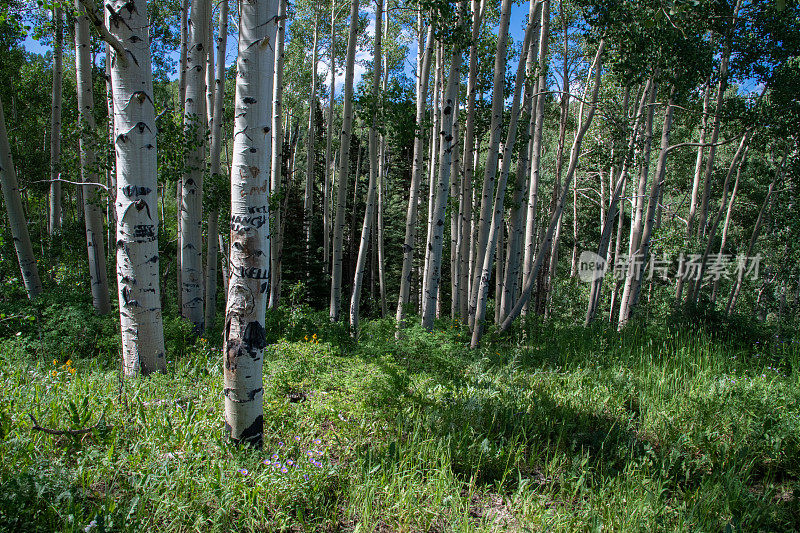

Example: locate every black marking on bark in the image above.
[243,97,257,104]
[233,415,263,447]
[249,147,257,153]
[243,321,267,351]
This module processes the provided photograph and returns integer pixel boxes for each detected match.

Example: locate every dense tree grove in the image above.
[1,0,799,447]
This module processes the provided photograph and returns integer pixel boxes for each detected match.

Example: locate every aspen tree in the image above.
[349,0,382,334]
[48,8,63,235]
[223,0,279,446]
[269,0,287,308]
[74,0,111,314]
[181,0,209,331]
[0,99,42,299]
[105,0,166,375]
[205,0,229,329]
[329,0,360,323]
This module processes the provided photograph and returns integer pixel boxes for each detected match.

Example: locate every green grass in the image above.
[0,300,798,531]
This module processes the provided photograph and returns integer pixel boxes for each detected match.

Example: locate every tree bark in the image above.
[0,99,43,299]
[74,0,111,314]
[329,0,360,323]
[350,0,383,334]
[180,0,210,331]
[106,0,166,375]
[223,0,279,447]
[49,8,63,236]
[268,0,287,308]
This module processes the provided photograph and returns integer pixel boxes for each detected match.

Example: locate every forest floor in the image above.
[0,291,798,531]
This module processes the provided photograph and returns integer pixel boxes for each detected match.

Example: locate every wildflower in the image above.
[262,459,270,465]
[303,474,309,480]
[278,441,284,448]
[294,435,301,442]
[312,333,317,340]
[286,459,294,466]
[304,335,308,341]
[316,450,324,456]
[271,453,279,460]
[69,367,76,375]
[281,466,288,474]
[51,370,57,377]
[313,438,322,445]
[66,359,72,366]
[237,468,249,476]
[306,450,315,457]
[52,359,58,365]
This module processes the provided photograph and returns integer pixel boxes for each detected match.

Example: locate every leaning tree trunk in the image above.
[223,0,279,447]
[349,0,383,334]
[711,148,745,305]
[49,8,63,236]
[204,0,229,330]
[726,151,786,314]
[395,26,434,330]
[496,40,604,338]
[74,0,111,314]
[105,0,166,376]
[180,0,209,331]
[470,18,536,344]
[268,0,287,308]
[329,0,361,323]
[0,100,42,299]
[467,0,513,331]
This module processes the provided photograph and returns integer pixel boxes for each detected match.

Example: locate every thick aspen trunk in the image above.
[106,0,166,376]
[74,0,111,314]
[268,0,287,308]
[0,100,43,299]
[204,0,229,329]
[180,0,209,331]
[329,0,360,323]
[395,26,434,330]
[349,0,383,334]
[49,8,63,236]
[223,0,278,447]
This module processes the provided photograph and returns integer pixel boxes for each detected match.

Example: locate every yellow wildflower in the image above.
[51,370,57,377]
[69,367,76,375]
[52,359,58,365]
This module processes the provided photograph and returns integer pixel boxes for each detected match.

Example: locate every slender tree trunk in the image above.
[421,44,442,300]
[618,93,675,328]
[180,0,209,331]
[305,9,320,251]
[727,151,786,314]
[521,0,549,316]
[377,10,389,319]
[106,0,166,375]
[74,0,110,314]
[176,0,189,311]
[268,0,287,308]
[496,40,604,338]
[223,0,279,447]
[697,0,742,238]
[0,100,42,299]
[323,0,337,276]
[468,0,513,331]
[711,147,745,305]
[179,0,189,108]
[205,0,229,329]
[48,8,63,236]
[421,1,467,330]
[329,0,360,322]
[686,77,711,237]
[395,26,434,330]
[349,0,383,334]
[471,19,538,341]
[104,44,116,264]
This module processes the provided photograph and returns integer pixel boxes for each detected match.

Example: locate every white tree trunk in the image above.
[205,0,229,329]
[75,0,111,314]
[106,0,166,375]
[323,0,337,276]
[305,9,320,252]
[180,0,209,331]
[223,0,278,446]
[395,26,433,330]
[349,0,382,334]
[48,8,63,235]
[329,0,360,323]
[268,0,287,308]
[0,99,42,299]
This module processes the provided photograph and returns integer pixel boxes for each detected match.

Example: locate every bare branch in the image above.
[28,413,113,436]
[78,0,129,68]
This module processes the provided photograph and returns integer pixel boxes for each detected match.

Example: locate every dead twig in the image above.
[28,412,112,436]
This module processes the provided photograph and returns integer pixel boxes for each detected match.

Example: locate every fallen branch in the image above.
[28,413,112,436]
